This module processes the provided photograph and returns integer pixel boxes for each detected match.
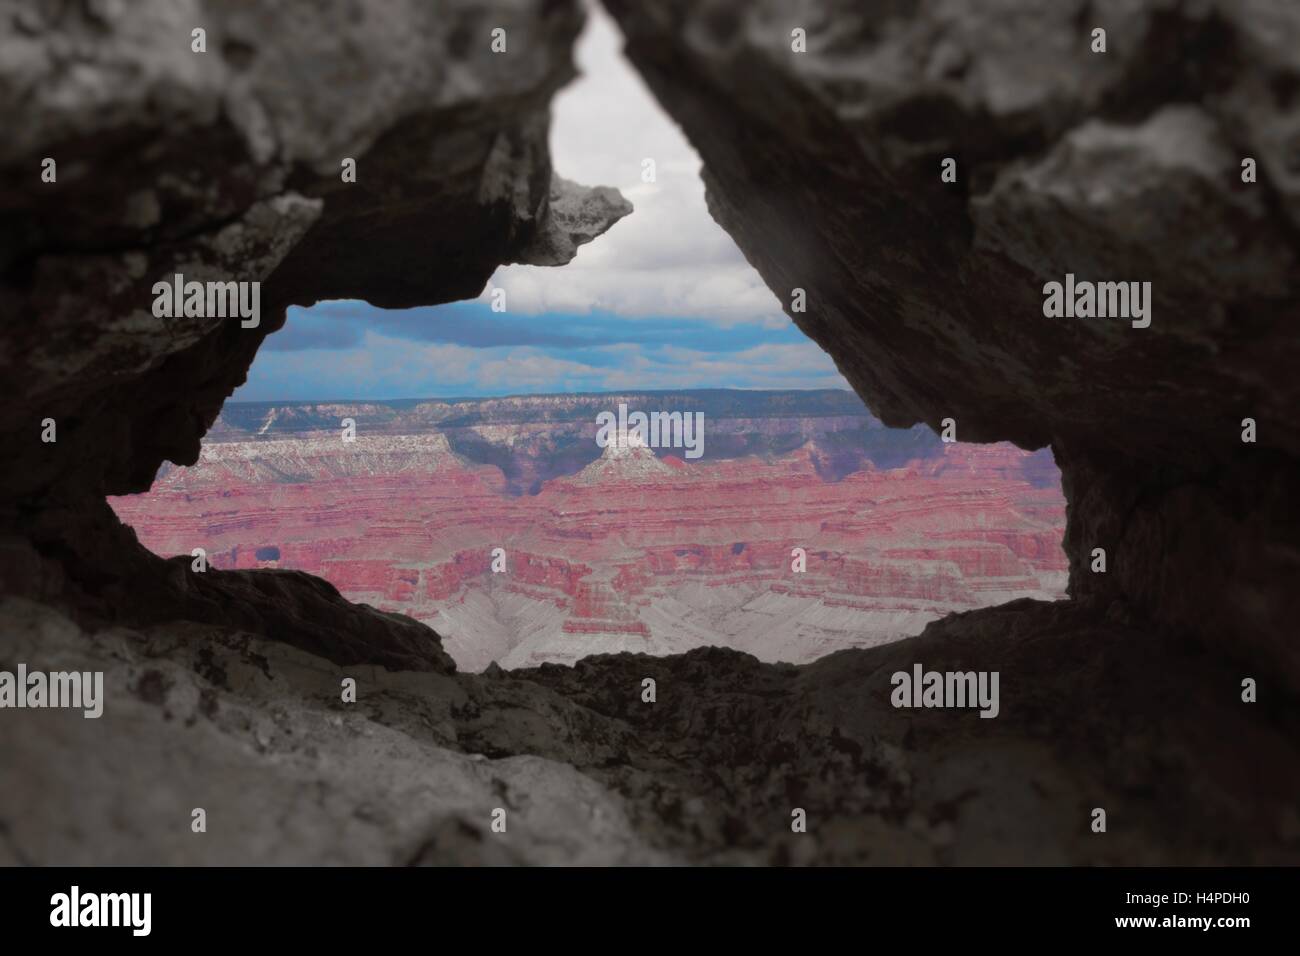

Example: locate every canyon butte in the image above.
[1,0,1298,865]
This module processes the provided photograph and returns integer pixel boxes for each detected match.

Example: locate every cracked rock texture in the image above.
[1,0,1298,865]
[0,0,631,503]
[4,595,1296,864]
[0,0,629,663]
[603,0,1300,686]
[0,598,667,866]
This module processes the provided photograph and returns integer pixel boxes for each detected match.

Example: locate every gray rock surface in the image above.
[603,0,1300,685]
[0,0,627,669]
[0,598,668,865]
[4,594,1296,864]
[0,0,631,503]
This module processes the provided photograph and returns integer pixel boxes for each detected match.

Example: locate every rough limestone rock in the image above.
[4,595,1296,864]
[0,0,632,504]
[1,0,1298,865]
[0,599,668,865]
[602,0,1300,685]
[0,0,630,663]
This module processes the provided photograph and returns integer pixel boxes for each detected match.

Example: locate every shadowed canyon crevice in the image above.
[1,0,1298,864]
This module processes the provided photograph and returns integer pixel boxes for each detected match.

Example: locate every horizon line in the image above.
[224,385,861,407]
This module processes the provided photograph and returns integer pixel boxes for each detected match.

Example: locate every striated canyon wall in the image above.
[108,392,1067,671]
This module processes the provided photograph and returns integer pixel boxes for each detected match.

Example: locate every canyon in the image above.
[108,390,1067,671]
[3,0,1298,866]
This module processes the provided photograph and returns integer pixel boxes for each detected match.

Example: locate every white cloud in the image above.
[235,4,852,402]
[481,4,787,326]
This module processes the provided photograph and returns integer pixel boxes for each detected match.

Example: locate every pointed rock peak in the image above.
[601,425,654,458]
[515,173,633,266]
[576,430,676,484]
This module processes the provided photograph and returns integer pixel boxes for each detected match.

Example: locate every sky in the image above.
[233,5,850,402]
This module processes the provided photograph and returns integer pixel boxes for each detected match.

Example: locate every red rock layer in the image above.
[110,431,1066,670]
